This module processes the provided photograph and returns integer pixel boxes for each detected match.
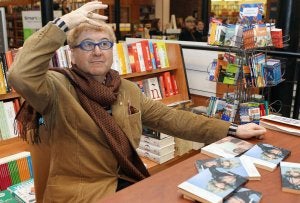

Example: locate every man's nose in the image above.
[93,45,102,55]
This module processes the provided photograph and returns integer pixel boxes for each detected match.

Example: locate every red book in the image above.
[140,40,153,71]
[152,42,161,69]
[271,28,283,48]
[158,75,166,98]
[128,43,141,73]
[5,50,13,69]
[162,72,174,97]
[170,74,179,95]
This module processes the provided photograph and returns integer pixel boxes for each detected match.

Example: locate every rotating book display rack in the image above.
[206,3,288,125]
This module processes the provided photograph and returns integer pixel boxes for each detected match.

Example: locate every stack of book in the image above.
[178,136,293,202]
[137,127,175,164]
[0,151,33,190]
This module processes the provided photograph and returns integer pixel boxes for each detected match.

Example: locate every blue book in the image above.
[239,3,264,25]
[225,187,262,203]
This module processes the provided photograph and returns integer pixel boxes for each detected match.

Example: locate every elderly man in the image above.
[8,1,266,202]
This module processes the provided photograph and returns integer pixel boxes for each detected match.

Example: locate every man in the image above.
[8,1,266,202]
[179,15,197,41]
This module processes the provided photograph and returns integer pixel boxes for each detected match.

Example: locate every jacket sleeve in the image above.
[8,22,66,114]
[140,94,231,145]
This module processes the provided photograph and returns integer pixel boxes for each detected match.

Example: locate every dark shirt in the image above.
[53,3,60,10]
[179,28,197,41]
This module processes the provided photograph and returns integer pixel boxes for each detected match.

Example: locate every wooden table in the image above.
[98,130,300,203]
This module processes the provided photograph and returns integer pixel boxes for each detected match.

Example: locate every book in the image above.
[239,3,264,25]
[280,161,300,194]
[195,157,261,180]
[7,178,36,203]
[178,167,248,203]
[223,63,239,85]
[0,190,17,203]
[224,187,262,203]
[259,115,300,136]
[136,148,174,164]
[142,77,162,100]
[240,143,291,171]
[139,135,175,148]
[201,136,254,158]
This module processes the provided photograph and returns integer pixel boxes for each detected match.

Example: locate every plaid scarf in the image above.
[16,66,150,181]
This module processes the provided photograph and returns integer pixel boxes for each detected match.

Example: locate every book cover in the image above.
[195,157,261,180]
[156,42,169,68]
[0,190,17,203]
[265,59,282,86]
[116,43,127,75]
[240,143,291,171]
[139,141,175,156]
[224,187,262,203]
[201,136,254,158]
[271,28,283,48]
[140,40,153,72]
[254,25,269,48]
[239,3,264,25]
[140,135,175,148]
[7,178,36,203]
[223,63,239,85]
[243,27,255,50]
[178,167,248,203]
[142,77,162,100]
[280,161,300,194]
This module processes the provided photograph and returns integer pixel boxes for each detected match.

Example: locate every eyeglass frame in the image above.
[74,40,114,51]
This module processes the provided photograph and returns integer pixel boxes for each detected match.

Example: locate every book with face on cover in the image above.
[224,187,262,203]
[280,161,300,194]
[195,157,261,180]
[240,143,291,171]
[201,136,254,158]
[178,167,248,203]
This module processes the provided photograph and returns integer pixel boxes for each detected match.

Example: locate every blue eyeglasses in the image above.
[74,40,114,51]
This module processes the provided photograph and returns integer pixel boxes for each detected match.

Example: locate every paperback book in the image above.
[280,161,300,194]
[201,136,254,158]
[240,143,291,171]
[7,178,36,203]
[224,187,262,203]
[178,167,248,203]
[195,157,261,180]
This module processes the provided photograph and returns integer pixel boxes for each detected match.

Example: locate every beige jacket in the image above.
[8,23,230,202]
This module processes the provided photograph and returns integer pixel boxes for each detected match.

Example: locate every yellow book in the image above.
[155,42,169,68]
[0,62,7,94]
[116,43,127,75]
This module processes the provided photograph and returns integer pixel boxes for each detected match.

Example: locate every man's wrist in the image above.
[52,18,69,32]
[228,123,238,137]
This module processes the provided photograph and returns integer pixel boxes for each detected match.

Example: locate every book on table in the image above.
[240,143,291,171]
[280,161,300,194]
[178,167,248,203]
[224,187,262,203]
[201,136,254,158]
[259,114,300,136]
[195,157,261,180]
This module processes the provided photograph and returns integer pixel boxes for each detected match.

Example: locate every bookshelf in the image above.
[6,13,24,48]
[122,43,189,105]
[0,93,27,159]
